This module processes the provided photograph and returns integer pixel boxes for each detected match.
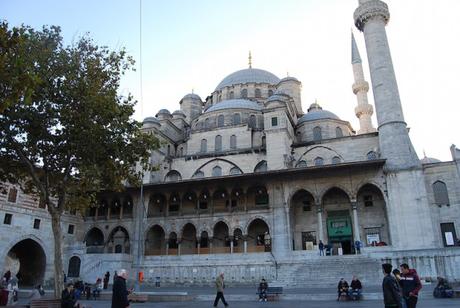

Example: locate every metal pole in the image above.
[134,174,144,292]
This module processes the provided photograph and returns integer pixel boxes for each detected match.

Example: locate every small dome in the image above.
[205,99,262,113]
[157,109,171,115]
[279,76,299,83]
[215,68,280,91]
[420,156,441,164]
[297,103,340,124]
[172,110,186,118]
[181,93,201,101]
[143,116,160,124]
[266,94,288,103]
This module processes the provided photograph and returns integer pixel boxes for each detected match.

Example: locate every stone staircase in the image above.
[274,254,383,288]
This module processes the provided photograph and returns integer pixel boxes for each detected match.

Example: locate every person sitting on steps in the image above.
[337,278,349,301]
[258,278,268,302]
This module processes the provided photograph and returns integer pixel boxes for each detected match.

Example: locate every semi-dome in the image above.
[205,99,262,113]
[420,156,441,164]
[279,76,300,83]
[215,68,280,91]
[297,103,340,124]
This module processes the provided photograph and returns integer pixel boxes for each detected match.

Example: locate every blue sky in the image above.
[2,0,460,161]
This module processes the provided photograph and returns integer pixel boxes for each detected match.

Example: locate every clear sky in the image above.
[2,0,459,161]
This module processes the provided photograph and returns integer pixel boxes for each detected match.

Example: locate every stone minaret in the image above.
[354,0,435,250]
[351,32,375,134]
[354,0,420,170]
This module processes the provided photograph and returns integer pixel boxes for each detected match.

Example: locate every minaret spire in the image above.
[248,51,252,68]
[351,31,375,134]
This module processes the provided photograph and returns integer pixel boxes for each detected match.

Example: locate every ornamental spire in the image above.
[351,31,362,64]
[248,51,252,68]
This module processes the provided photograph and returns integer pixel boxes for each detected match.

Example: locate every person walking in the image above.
[382,263,402,308]
[213,273,228,307]
[318,240,324,256]
[111,269,130,308]
[354,240,361,254]
[399,263,422,308]
[104,271,110,290]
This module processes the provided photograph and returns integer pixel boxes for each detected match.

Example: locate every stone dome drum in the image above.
[215,68,280,91]
[205,99,262,113]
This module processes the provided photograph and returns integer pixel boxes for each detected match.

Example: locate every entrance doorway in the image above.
[327,211,353,255]
[6,239,46,286]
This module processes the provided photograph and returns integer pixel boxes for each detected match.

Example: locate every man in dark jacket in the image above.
[61,283,79,308]
[382,263,402,308]
[349,276,362,300]
[112,269,130,308]
[337,278,349,301]
[399,263,422,308]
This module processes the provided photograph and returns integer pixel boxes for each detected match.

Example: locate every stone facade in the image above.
[1,0,460,288]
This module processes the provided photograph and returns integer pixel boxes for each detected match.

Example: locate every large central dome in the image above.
[215,68,280,91]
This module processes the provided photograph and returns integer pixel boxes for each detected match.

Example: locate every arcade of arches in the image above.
[290,184,389,255]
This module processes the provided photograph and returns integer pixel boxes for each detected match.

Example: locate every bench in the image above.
[257,287,283,301]
[453,289,460,298]
[128,293,149,303]
[30,299,61,308]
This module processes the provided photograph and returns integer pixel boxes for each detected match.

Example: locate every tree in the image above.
[0,24,159,297]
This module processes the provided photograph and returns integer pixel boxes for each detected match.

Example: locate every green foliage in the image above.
[0,23,159,213]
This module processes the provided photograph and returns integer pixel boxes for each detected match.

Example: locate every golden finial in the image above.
[248,51,252,68]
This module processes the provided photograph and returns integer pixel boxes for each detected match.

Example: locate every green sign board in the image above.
[327,216,352,238]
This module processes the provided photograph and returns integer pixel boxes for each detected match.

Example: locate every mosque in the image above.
[1,0,459,287]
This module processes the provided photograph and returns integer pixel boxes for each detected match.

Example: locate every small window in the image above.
[336,127,343,138]
[241,89,248,98]
[215,135,222,152]
[3,213,12,225]
[249,115,256,128]
[193,171,204,178]
[364,195,373,207]
[212,166,222,177]
[268,90,273,96]
[314,157,324,166]
[255,88,261,98]
[200,139,207,153]
[331,156,341,164]
[230,167,242,175]
[296,160,307,168]
[313,126,322,141]
[217,115,224,127]
[433,181,450,206]
[228,91,234,99]
[230,135,237,149]
[271,117,278,127]
[7,187,18,203]
[33,219,41,230]
[68,224,75,234]
[167,144,171,156]
[367,151,378,160]
[233,113,241,125]
[205,118,211,129]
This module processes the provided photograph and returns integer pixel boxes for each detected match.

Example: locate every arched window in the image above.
[217,115,224,127]
[367,151,378,160]
[230,135,237,149]
[241,89,248,98]
[200,139,207,152]
[296,160,307,168]
[313,126,322,141]
[249,115,256,128]
[254,160,267,172]
[180,147,184,156]
[331,156,341,164]
[268,89,273,97]
[433,181,450,206]
[215,135,222,152]
[233,113,241,125]
[336,127,343,138]
[218,95,222,102]
[230,167,242,175]
[68,256,81,278]
[212,166,222,177]
[255,88,261,98]
[165,170,182,182]
[228,91,234,99]
[192,170,204,178]
[205,118,211,129]
[314,157,324,166]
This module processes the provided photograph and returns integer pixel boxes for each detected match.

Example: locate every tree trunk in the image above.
[50,210,64,298]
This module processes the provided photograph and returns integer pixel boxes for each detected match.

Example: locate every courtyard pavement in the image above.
[81,298,458,307]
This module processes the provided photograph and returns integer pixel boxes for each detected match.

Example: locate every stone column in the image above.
[316,203,324,242]
[177,239,181,256]
[243,238,248,254]
[351,199,361,243]
[197,239,201,255]
[165,242,169,256]
[230,237,234,254]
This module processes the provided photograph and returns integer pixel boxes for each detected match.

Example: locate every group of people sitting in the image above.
[433,276,454,298]
[337,276,363,301]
